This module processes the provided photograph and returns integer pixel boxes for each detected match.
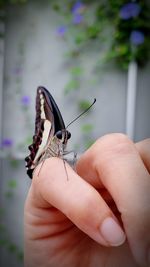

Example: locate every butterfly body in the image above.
[25,86,71,179]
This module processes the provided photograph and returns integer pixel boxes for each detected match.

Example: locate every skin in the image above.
[24,133,150,267]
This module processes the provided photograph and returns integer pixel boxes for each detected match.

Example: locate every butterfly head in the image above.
[55,129,71,145]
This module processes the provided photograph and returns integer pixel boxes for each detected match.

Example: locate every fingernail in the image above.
[100,217,126,246]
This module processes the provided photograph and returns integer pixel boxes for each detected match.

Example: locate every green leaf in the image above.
[0,32,4,38]
[0,239,8,247]
[0,223,6,232]
[64,79,79,94]
[0,207,5,217]
[78,100,92,111]
[9,159,19,168]
[8,179,17,189]
[52,3,60,11]
[81,124,93,133]
[74,33,86,45]
[70,66,83,76]
[86,25,100,39]
[5,191,14,198]
[17,250,24,262]
[7,243,17,253]
[65,50,80,58]
[117,45,128,56]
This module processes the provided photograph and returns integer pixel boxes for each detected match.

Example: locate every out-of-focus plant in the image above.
[1,0,149,147]
[0,0,28,8]
[54,0,149,147]
[0,1,148,261]
[0,223,23,263]
[0,178,23,263]
[5,179,17,198]
[55,0,149,69]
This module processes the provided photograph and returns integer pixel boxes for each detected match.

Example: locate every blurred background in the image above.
[0,0,149,266]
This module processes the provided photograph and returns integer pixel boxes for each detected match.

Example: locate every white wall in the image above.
[0,1,150,266]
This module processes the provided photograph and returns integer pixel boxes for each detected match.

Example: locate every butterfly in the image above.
[25,86,72,179]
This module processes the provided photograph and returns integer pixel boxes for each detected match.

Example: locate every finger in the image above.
[136,138,150,173]
[32,157,126,247]
[76,133,150,267]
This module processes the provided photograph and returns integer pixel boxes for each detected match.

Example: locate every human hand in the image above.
[24,134,150,267]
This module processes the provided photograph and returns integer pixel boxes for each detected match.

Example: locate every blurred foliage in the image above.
[1,0,149,68]
[0,0,28,8]
[78,100,92,111]
[81,123,94,133]
[0,237,23,262]
[54,0,149,145]
[0,1,149,262]
[5,179,17,198]
[0,179,23,263]
[53,0,150,145]
[64,78,80,94]
[9,158,20,168]
[8,179,17,188]
[55,0,150,69]
[0,0,148,152]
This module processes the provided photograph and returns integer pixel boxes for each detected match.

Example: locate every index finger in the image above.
[31,157,126,247]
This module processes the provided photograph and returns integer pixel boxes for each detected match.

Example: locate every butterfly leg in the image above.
[72,151,77,170]
[63,150,77,169]
[63,159,69,181]
[35,146,54,177]
[57,146,69,181]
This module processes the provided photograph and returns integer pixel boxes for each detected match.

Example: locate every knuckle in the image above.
[97,133,130,146]
[93,133,135,170]
[143,139,150,153]
[109,134,133,155]
[97,133,133,157]
[142,137,150,143]
[136,138,150,148]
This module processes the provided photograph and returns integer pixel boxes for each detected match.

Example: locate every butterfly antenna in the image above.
[66,98,96,129]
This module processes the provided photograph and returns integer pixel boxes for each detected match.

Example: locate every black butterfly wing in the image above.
[25,86,66,178]
[38,86,65,134]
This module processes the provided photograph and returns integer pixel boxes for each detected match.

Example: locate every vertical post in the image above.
[0,10,5,143]
[126,61,138,140]
[0,11,5,213]
[0,13,5,143]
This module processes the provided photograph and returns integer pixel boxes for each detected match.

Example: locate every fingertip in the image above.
[100,217,126,247]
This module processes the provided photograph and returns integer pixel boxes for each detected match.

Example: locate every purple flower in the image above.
[21,95,30,106]
[72,1,84,25]
[1,138,13,148]
[119,3,141,20]
[130,30,145,45]
[73,14,83,24]
[72,1,84,14]
[56,25,67,37]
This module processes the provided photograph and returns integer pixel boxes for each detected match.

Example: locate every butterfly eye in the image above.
[67,131,71,139]
[56,131,63,140]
